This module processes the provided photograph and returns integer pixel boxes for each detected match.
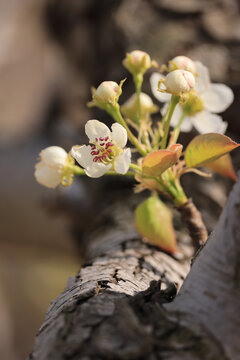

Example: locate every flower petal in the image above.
[71,145,92,169]
[150,72,171,103]
[114,148,131,174]
[191,111,228,134]
[34,162,61,188]
[41,146,67,168]
[111,123,128,148]
[85,119,110,143]
[195,61,210,94]
[201,83,234,113]
[85,163,111,178]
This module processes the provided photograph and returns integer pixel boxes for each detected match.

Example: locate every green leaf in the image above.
[142,149,178,177]
[185,133,239,168]
[135,195,177,253]
[205,154,237,181]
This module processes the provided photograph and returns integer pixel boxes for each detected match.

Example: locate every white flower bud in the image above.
[121,93,158,122]
[123,50,152,75]
[170,56,196,74]
[34,146,69,188]
[95,81,120,103]
[165,70,195,95]
[40,146,68,167]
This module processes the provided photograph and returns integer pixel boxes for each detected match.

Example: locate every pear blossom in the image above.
[95,81,121,103]
[34,146,70,188]
[164,70,195,95]
[168,56,196,74]
[123,50,152,75]
[150,61,234,134]
[72,120,131,178]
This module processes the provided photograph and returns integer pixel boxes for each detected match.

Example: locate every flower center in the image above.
[181,90,204,116]
[90,136,120,164]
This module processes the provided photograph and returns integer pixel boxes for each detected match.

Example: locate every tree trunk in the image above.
[29,175,240,360]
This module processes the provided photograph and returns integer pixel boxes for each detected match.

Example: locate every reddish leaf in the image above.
[206,154,237,181]
[185,133,239,168]
[142,149,178,176]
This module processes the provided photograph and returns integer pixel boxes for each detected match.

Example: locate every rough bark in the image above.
[29,177,240,360]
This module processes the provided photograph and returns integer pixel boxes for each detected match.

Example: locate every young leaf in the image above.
[185,133,239,168]
[205,154,237,181]
[135,195,177,253]
[142,149,178,177]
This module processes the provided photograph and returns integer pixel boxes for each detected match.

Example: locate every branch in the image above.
[166,173,240,360]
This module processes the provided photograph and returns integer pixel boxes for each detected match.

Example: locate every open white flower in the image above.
[150,61,234,134]
[35,146,69,188]
[72,120,131,178]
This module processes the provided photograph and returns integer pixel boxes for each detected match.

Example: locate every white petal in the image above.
[85,119,110,143]
[85,163,111,178]
[195,61,210,94]
[41,146,67,168]
[191,111,228,134]
[111,123,128,148]
[71,145,93,169]
[150,72,171,103]
[201,83,234,113]
[34,162,61,188]
[114,148,131,174]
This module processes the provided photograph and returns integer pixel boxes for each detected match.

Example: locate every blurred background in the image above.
[0,0,239,359]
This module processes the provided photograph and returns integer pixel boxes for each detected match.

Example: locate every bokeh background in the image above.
[0,0,239,359]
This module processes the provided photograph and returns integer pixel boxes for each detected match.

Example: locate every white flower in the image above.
[34,146,68,188]
[72,120,131,178]
[150,61,234,134]
[164,70,195,95]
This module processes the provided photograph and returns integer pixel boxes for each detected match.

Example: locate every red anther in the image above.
[93,157,98,162]
[100,143,105,146]
[107,149,112,153]
[91,150,100,155]
[91,145,96,150]
[102,152,107,158]
[105,137,109,141]
[106,142,113,149]
[99,137,104,141]
[95,138,98,142]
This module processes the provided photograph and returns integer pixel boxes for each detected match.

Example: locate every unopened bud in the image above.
[95,81,121,103]
[169,56,196,74]
[123,50,152,75]
[164,70,195,95]
[121,93,158,122]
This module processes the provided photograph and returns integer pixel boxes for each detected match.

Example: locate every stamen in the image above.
[100,143,105,146]
[99,137,104,141]
[107,149,112,154]
[91,150,100,155]
[105,137,109,141]
[91,145,96,150]
[106,142,113,149]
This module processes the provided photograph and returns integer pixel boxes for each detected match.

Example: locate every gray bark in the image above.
[29,177,240,360]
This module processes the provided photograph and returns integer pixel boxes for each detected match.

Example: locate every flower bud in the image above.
[95,81,120,103]
[169,56,196,74]
[164,70,195,95]
[34,146,73,188]
[121,93,158,122]
[123,50,152,75]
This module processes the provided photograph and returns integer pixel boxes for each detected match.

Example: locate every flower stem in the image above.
[110,105,147,156]
[171,109,187,144]
[133,73,143,125]
[161,95,180,149]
